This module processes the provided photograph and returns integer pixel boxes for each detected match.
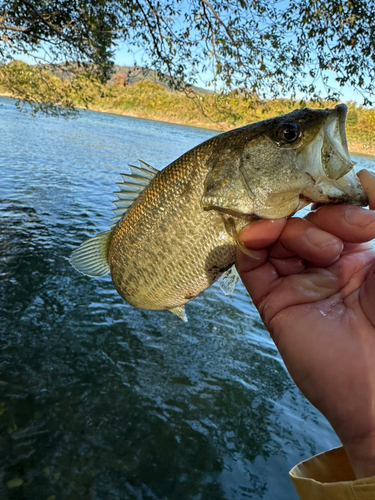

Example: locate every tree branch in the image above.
[0,23,35,32]
[19,0,62,37]
[200,0,236,45]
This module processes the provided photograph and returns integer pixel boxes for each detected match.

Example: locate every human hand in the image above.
[236,169,375,479]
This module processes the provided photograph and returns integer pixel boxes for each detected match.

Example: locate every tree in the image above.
[1,0,375,115]
[112,72,127,86]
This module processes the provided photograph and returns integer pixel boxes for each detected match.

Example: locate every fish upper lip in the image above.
[325,104,353,166]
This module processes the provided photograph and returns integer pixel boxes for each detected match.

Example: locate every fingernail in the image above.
[344,207,375,228]
[306,227,336,248]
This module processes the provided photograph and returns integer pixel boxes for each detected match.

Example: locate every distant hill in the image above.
[42,62,210,95]
[111,65,211,95]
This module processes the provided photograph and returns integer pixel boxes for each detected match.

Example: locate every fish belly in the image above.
[108,199,236,311]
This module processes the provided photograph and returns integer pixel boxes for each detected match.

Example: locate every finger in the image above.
[311,202,325,210]
[236,218,288,285]
[262,268,340,328]
[358,169,375,209]
[238,218,287,250]
[268,218,343,266]
[267,240,296,259]
[235,247,268,274]
[261,246,375,328]
[269,256,305,276]
[236,251,280,307]
[306,204,375,243]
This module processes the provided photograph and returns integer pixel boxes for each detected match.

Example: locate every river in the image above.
[1,96,374,500]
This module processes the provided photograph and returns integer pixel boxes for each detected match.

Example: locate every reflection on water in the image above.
[1,97,374,499]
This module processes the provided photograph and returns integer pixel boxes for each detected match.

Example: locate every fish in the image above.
[70,104,367,322]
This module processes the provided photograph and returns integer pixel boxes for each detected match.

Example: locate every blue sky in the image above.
[114,43,365,104]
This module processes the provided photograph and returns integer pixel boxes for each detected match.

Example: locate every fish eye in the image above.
[277,123,301,143]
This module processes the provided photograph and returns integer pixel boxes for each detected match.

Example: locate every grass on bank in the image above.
[1,61,374,155]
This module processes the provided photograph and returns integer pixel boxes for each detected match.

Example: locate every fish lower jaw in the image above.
[298,144,367,206]
[301,175,368,206]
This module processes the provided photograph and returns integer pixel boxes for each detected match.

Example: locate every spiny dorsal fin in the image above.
[218,265,239,295]
[168,306,188,322]
[127,162,158,181]
[70,230,111,277]
[111,160,159,224]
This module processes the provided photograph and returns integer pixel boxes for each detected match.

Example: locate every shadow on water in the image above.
[2,96,366,499]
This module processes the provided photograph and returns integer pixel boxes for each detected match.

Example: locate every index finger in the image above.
[238,217,287,250]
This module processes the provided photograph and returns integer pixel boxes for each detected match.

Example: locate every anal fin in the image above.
[168,306,188,323]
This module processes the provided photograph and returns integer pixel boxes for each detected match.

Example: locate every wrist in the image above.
[343,431,375,479]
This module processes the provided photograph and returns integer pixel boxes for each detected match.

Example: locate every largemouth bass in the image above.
[70,104,366,321]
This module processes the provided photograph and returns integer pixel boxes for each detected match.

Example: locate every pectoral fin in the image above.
[218,265,240,295]
[222,217,260,259]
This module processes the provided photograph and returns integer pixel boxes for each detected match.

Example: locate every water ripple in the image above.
[1,96,370,499]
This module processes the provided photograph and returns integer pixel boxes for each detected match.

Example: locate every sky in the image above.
[113,43,366,104]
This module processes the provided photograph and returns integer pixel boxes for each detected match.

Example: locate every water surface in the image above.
[1,97,374,500]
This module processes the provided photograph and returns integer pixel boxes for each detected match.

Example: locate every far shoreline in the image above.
[88,104,375,158]
[1,93,374,157]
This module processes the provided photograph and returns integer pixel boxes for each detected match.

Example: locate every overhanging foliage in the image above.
[1,0,374,115]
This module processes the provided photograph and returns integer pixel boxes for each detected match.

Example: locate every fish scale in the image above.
[70,105,367,321]
[109,143,239,312]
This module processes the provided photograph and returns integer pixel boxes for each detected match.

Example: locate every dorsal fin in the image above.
[70,230,111,277]
[111,160,159,224]
[130,160,159,179]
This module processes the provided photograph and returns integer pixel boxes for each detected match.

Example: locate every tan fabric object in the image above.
[290,446,375,500]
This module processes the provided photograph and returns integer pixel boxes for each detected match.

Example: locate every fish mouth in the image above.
[321,104,353,180]
[300,104,367,206]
